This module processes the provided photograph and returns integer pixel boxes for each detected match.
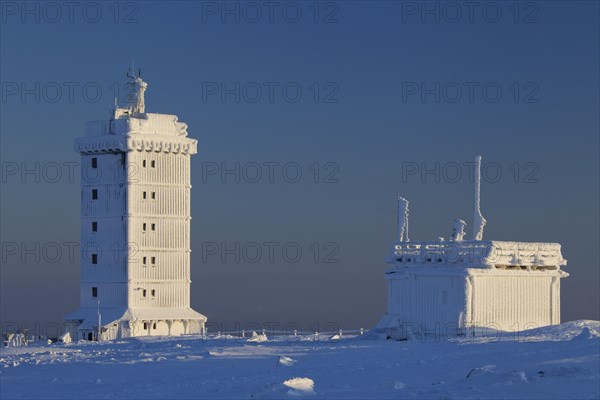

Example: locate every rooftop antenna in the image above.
[472,155,487,240]
[397,194,410,242]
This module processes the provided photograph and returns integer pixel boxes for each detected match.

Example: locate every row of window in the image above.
[143,191,156,200]
[90,287,157,299]
[143,222,157,232]
[143,256,157,267]
[90,189,158,200]
[90,221,157,233]
[90,254,158,266]
[90,158,157,169]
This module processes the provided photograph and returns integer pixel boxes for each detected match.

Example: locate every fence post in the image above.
[314,331,319,341]
[360,328,364,335]
[294,329,297,336]
[242,330,245,338]
[339,329,343,337]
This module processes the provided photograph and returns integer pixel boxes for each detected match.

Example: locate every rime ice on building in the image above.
[377,156,568,339]
[65,70,207,340]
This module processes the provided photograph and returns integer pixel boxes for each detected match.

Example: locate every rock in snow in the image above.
[283,377,316,396]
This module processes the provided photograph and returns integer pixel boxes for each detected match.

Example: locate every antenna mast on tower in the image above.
[397,195,410,242]
[472,155,487,240]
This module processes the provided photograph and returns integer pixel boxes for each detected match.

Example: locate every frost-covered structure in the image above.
[377,157,568,339]
[65,69,207,340]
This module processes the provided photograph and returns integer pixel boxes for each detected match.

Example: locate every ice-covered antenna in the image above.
[397,194,410,242]
[472,155,487,240]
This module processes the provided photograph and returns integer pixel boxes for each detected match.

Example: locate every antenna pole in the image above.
[97,300,101,342]
[472,155,487,240]
[397,195,409,242]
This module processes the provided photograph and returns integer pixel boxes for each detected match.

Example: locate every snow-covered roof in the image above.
[65,307,207,330]
[386,240,567,271]
[74,74,196,155]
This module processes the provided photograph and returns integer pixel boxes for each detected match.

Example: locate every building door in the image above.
[88,332,93,341]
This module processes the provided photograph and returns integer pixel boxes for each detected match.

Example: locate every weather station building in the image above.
[376,157,568,339]
[65,70,207,340]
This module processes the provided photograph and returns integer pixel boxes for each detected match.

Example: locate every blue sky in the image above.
[1,1,598,333]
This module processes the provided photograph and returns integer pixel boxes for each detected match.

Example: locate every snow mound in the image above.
[572,327,600,341]
[247,331,268,343]
[283,377,316,396]
[278,356,297,366]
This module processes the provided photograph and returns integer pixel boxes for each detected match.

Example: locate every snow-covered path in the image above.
[1,321,598,399]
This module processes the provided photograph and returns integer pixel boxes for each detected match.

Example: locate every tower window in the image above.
[142,289,147,298]
[142,160,146,168]
[143,322,148,329]
[151,223,156,231]
[143,191,147,199]
[143,223,147,232]
[151,256,156,265]
[153,323,157,329]
[91,157,97,168]
[151,289,156,297]
[143,256,147,266]
[92,287,97,297]
[92,221,97,232]
[151,160,156,168]
[151,192,156,200]
[92,189,98,200]
[91,254,98,264]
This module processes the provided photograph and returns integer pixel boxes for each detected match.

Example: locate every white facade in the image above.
[377,157,568,339]
[377,240,567,339]
[65,71,207,340]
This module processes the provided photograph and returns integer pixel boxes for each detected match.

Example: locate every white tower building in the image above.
[65,70,207,340]
[377,157,568,339]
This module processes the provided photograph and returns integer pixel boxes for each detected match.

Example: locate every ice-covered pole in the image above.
[472,155,487,240]
[397,194,410,242]
[97,300,101,342]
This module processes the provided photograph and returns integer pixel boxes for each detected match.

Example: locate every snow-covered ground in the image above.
[1,321,598,399]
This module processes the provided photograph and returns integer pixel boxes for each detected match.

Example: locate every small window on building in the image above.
[143,223,147,232]
[151,192,156,200]
[151,289,156,297]
[92,221,97,232]
[91,254,98,264]
[142,160,146,168]
[92,287,97,297]
[142,289,147,297]
[92,189,98,200]
[143,256,147,266]
[91,157,97,169]
[143,191,147,199]
[151,223,156,231]
[151,160,156,168]
[151,256,156,264]
[153,322,157,329]
[143,322,148,330]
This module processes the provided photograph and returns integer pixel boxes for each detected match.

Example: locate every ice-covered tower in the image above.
[65,69,207,340]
